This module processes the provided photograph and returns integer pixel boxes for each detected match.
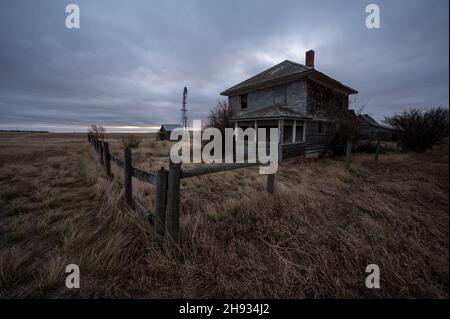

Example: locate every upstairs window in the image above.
[273,85,287,106]
[240,94,248,109]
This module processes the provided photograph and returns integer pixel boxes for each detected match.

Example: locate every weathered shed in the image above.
[159,124,182,140]
[358,114,396,141]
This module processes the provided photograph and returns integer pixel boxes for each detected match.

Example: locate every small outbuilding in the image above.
[358,114,396,141]
[159,124,182,140]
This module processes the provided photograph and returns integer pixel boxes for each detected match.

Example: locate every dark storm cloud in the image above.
[0,0,448,131]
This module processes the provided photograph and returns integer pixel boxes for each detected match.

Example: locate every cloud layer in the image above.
[0,0,448,132]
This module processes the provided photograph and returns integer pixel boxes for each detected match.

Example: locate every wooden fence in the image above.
[87,133,276,245]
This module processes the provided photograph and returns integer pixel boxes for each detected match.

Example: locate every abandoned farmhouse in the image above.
[221,50,358,160]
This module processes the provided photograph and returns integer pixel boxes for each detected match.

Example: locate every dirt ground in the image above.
[0,132,448,298]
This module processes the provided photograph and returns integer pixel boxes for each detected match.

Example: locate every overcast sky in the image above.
[0,0,448,132]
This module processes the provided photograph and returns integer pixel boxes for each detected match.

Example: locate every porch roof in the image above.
[230,105,312,121]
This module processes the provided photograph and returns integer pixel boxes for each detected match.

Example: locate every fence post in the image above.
[375,140,380,162]
[99,141,104,166]
[266,173,275,194]
[345,140,352,171]
[103,142,112,177]
[154,167,168,246]
[124,147,132,206]
[165,160,181,242]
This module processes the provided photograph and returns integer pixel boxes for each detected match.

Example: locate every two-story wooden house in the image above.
[220,50,358,160]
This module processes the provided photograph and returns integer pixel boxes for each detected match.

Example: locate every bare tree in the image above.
[325,97,366,154]
[98,125,106,141]
[206,99,234,132]
[89,124,99,137]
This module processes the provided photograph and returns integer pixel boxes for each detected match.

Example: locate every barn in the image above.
[159,124,182,140]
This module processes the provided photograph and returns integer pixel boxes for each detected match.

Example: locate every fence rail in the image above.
[180,159,271,178]
[132,166,157,185]
[87,133,276,246]
[110,154,124,168]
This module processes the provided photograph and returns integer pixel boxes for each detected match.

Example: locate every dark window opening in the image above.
[295,125,304,142]
[283,125,292,144]
[240,94,248,109]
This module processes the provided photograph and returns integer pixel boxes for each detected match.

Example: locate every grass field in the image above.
[0,132,448,298]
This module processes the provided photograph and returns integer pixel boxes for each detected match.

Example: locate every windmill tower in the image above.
[181,86,189,130]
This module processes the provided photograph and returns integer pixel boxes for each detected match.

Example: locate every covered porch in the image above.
[230,106,311,162]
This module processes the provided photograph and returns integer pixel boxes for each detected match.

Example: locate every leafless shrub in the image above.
[89,124,106,141]
[385,106,449,152]
[121,134,141,149]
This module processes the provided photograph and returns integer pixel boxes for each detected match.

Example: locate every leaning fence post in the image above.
[99,142,104,166]
[103,142,112,177]
[345,140,352,171]
[165,160,181,242]
[375,140,380,162]
[154,167,168,245]
[266,173,275,194]
[124,147,133,206]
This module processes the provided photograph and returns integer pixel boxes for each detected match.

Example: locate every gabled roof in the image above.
[160,124,182,131]
[230,105,312,121]
[358,114,394,130]
[221,60,357,96]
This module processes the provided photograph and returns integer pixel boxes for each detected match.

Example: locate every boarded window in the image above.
[273,85,287,106]
[295,125,304,142]
[240,94,248,109]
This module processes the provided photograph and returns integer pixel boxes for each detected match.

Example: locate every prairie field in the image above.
[0,132,448,298]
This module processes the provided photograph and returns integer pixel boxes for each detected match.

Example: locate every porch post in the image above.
[254,120,258,143]
[303,121,307,142]
[278,119,283,163]
[292,120,296,143]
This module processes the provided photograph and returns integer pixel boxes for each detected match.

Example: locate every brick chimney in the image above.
[305,50,315,68]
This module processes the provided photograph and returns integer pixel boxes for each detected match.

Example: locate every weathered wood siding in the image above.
[282,143,306,159]
[360,122,394,141]
[306,79,349,115]
[229,80,308,117]
[304,121,334,155]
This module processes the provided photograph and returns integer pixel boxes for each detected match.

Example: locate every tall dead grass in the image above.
[0,133,448,298]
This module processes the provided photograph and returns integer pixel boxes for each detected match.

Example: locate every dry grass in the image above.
[0,132,448,298]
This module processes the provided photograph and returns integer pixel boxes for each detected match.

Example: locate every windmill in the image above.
[181,86,189,130]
